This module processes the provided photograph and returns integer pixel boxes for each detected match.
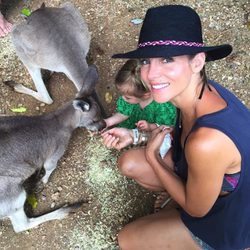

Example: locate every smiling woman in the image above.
[140,55,200,104]
[101,4,250,250]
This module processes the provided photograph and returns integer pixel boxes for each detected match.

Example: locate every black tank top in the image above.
[172,80,250,249]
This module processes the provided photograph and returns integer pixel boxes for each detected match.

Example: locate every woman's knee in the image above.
[117,224,137,250]
[117,227,128,249]
[117,150,139,178]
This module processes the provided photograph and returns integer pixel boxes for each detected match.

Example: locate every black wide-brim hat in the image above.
[112,5,232,61]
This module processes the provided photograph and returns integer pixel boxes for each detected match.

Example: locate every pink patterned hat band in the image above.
[138,40,204,48]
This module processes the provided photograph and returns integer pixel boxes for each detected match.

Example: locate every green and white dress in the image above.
[116,96,177,129]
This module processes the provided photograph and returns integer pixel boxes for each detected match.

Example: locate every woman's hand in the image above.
[145,126,173,160]
[101,127,133,150]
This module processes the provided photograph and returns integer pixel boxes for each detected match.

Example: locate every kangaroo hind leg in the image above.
[8,189,72,233]
[5,64,53,104]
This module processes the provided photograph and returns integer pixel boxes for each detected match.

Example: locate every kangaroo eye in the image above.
[82,102,90,111]
[73,100,90,111]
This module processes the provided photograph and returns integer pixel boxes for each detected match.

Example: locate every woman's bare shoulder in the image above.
[186,127,241,173]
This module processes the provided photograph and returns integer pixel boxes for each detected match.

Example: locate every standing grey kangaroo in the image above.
[9,2,91,104]
[0,65,104,233]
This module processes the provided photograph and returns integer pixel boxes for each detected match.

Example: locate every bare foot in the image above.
[0,12,12,37]
[154,191,172,213]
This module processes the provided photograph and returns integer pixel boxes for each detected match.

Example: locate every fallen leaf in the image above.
[130,18,143,25]
[27,194,38,209]
[105,92,113,104]
[21,8,32,17]
[10,107,27,113]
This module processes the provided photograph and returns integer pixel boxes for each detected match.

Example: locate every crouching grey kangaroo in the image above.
[0,65,104,233]
[8,2,91,104]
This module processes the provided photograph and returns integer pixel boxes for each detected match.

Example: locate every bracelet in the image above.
[139,131,149,145]
[132,128,139,145]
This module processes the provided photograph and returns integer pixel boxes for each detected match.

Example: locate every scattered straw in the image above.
[69,136,154,250]
[0,35,17,69]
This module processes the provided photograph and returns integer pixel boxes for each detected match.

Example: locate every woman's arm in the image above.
[145,126,240,217]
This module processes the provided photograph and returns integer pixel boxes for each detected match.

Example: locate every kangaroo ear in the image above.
[76,65,99,99]
[73,100,90,111]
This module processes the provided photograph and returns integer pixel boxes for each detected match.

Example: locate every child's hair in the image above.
[115,59,150,98]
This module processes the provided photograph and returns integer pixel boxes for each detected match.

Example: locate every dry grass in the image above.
[69,136,154,249]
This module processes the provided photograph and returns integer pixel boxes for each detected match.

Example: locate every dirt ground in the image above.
[0,0,249,249]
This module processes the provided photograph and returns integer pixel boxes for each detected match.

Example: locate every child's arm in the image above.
[104,112,129,128]
[147,122,159,131]
[136,120,158,131]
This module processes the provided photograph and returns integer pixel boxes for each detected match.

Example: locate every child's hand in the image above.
[136,120,150,131]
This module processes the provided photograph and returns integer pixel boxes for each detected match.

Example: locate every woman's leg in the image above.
[117,148,201,249]
[118,208,201,250]
[118,147,174,191]
[118,147,165,191]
